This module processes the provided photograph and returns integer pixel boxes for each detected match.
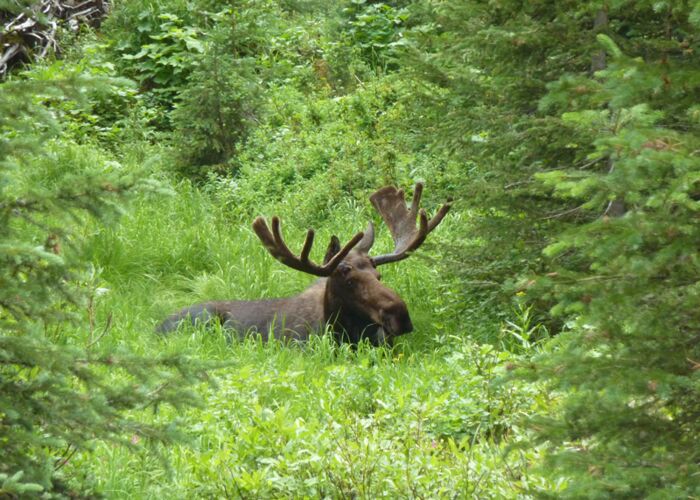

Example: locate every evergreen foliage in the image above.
[170,29,261,174]
[404,0,597,314]
[0,72,211,495]
[530,7,700,497]
[407,0,700,495]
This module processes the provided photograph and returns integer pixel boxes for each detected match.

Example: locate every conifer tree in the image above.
[409,0,700,495]
[405,0,600,312]
[0,73,210,495]
[530,4,700,496]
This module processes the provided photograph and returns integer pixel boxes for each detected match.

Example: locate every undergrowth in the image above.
[65,167,555,496]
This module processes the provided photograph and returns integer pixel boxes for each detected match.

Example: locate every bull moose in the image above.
[157,183,451,346]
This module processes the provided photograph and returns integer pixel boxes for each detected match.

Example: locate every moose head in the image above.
[157,183,451,346]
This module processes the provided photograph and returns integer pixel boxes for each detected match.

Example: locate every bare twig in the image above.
[86,312,113,349]
[542,204,585,220]
[53,444,77,471]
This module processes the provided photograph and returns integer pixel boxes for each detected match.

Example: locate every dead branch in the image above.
[1,0,109,77]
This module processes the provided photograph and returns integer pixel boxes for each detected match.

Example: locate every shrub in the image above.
[170,24,262,176]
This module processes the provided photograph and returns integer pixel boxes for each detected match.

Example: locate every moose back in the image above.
[157,184,450,346]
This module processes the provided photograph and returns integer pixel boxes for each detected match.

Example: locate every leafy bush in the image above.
[105,6,204,108]
[206,75,454,225]
[341,1,409,71]
[19,54,151,148]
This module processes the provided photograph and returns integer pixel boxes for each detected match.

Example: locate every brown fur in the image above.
[156,250,412,346]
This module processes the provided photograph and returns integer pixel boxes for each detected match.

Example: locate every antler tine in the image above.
[271,217,315,265]
[370,183,451,266]
[410,183,423,216]
[252,216,364,277]
[299,226,314,262]
[427,202,451,232]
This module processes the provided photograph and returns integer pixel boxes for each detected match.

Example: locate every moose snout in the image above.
[381,303,413,336]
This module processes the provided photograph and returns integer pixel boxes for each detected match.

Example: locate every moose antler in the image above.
[252,216,365,276]
[370,183,451,266]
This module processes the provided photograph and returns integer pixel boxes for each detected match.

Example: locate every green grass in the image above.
[59,176,557,497]
[76,339,552,498]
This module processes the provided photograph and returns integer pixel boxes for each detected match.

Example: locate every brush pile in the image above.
[1,0,108,77]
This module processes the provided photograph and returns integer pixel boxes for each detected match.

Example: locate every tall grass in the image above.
[63,170,555,497]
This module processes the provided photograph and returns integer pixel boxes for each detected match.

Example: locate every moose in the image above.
[157,183,451,346]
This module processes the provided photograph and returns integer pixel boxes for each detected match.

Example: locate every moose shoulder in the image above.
[156,184,451,346]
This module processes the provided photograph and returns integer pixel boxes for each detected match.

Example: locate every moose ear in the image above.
[323,235,342,265]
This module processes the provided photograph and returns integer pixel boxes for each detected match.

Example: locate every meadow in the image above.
[67,173,553,497]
